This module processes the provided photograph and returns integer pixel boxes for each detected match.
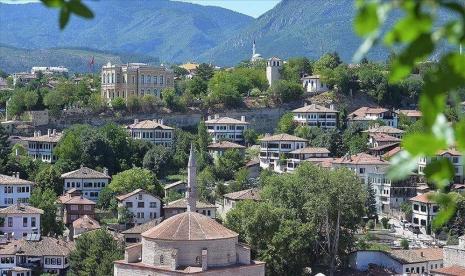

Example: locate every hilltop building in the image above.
[286,147,331,172]
[266,57,282,86]
[250,40,263,63]
[220,188,261,216]
[207,141,245,160]
[302,75,329,94]
[113,145,265,275]
[259,133,308,173]
[331,153,389,184]
[127,119,174,148]
[24,129,62,163]
[61,166,111,202]
[100,62,174,102]
[348,107,399,127]
[418,148,463,183]
[56,189,96,225]
[31,66,68,76]
[292,103,338,129]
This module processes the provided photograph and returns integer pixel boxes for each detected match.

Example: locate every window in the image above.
[150,202,157,208]
[126,202,133,208]
[31,217,36,227]
[160,255,164,264]
[84,205,92,211]
[421,205,426,212]
[70,205,78,211]
[23,217,28,227]
[196,256,201,264]
[138,194,143,200]
[413,204,419,211]
[8,217,13,227]
[57,258,61,265]
[359,168,365,174]
[137,202,144,208]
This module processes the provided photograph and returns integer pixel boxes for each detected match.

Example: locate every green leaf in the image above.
[68,0,94,19]
[59,5,70,30]
[40,0,64,8]
[431,114,455,146]
[431,193,457,229]
[384,13,432,45]
[423,158,454,190]
[401,133,446,156]
[456,120,465,152]
[354,2,380,36]
[387,150,418,181]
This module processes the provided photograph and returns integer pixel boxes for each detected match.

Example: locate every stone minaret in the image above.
[186,143,197,212]
[252,39,256,57]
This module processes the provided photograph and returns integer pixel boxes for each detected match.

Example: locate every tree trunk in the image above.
[329,210,341,276]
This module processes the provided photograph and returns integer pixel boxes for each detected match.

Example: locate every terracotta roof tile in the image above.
[410,191,437,204]
[292,104,338,113]
[431,265,465,276]
[332,153,388,165]
[349,107,390,117]
[23,132,62,143]
[399,109,422,118]
[207,141,245,150]
[0,237,74,256]
[259,133,308,142]
[204,117,249,125]
[290,147,330,155]
[364,125,404,134]
[127,120,173,130]
[370,133,401,142]
[164,198,215,209]
[163,180,186,190]
[0,204,43,215]
[388,248,443,263]
[72,215,100,230]
[122,218,163,234]
[0,174,34,186]
[58,193,96,205]
[141,211,237,241]
[116,189,161,202]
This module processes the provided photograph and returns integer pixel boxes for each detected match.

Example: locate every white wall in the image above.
[0,213,40,239]
[118,192,161,225]
[0,184,32,208]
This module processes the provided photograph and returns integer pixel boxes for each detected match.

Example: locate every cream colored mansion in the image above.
[101,62,174,102]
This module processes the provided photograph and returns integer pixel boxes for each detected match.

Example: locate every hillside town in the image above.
[1,1,465,276]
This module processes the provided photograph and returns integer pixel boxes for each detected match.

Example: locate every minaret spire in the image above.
[186,143,197,212]
[252,39,256,57]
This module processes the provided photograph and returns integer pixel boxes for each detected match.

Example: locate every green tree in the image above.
[196,167,216,202]
[23,90,39,110]
[142,145,174,179]
[268,80,303,104]
[366,181,377,219]
[186,77,208,97]
[34,165,64,195]
[97,187,118,211]
[244,128,259,146]
[117,206,133,225]
[140,94,159,113]
[276,113,297,134]
[281,57,312,83]
[196,63,214,81]
[109,168,163,198]
[87,93,106,113]
[29,188,63,236]
[213,149,245,181]
[68,229,123,276]
[0,125,10,169]
[313,52,342,74]
[110,97,125,111]
[126,95,140,113]
[400,238,409,250]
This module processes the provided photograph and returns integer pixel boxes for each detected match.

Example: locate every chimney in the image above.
[207,115,212,121]
[420,251,424,257]
[37,130,41,136]
[241,116,245,122]
[14,245,17,253]
[304,102,308,107]
[214,114,219,119]
[52,129,56,135]
[33,131,37,137]
[16,201,20,209]
[134,119,139,124]
[103,167,108,176]
[330,104,334,110]
[160,119,164,125]
[47,129,51,137]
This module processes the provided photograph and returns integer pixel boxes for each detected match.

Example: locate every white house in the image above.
[23,129,62,163]
[410,191,439,233]
[116,189,162,225]
[127,119,174,148]
[363,124,404,139]
[0,203,42,239]
[286,147,331,172]
[0,173,34,208]
[0,237,74,275]
[292,103,338,129]
[72,215,100,239]
[331,153,389,184]
[207,140,245,160]
[259,133,308,173]
[301,75,329,94]
[367,168,418,215]
[61,166,111,202]
[349,248,443,275]
[348,107,398,127]
[368,133,401,148]
[220,188,261,217]
[205,115,249,143]
[418,148,463,183]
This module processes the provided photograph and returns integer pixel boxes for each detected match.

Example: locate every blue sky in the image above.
[1,0,280,18]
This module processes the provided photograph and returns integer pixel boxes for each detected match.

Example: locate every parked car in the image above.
[409,224,421,234]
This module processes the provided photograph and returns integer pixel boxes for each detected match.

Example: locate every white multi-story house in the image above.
[332,153,389,184]
[61,166,111,202]
[418,148,463,183]
[220,188,261,217]
[363,124,404,139]
[205,115,249,143]
[23,129,62,163]
[286,147,331,172]
[116,189,161,225]
[348,107,398,127]
[0,237,74,275]
[301,75,329,94]
[259,133,308,173]
[292,103,338,129]
[368,133,401,148]
[367,168,418,215]
[207,140,245,161]
[0,203,42,239]
[0,173,34,208]
[410,191,439,233]
[127,119,174,147]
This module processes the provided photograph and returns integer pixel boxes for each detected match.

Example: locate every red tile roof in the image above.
[332,153,388,165]
[223,188,261,201]
[259,133,307,142]
[207,141,245,150]
[410,191,436,204]
[431,265,465,276]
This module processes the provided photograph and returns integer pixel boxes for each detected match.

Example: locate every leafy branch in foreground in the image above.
[354,0,465,229]
[40,0,94,29]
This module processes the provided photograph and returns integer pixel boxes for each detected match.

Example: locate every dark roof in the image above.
[259,133,307,142]
[0,204,43,215]
[141,211,238,241]
[0,237,74,256]
[223,188,261,201]
[0,174,34,185]
[122,218,163,234]
[207,141,245,150]
[61,166,110,179]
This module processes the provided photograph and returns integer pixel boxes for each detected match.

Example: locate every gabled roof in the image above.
[410,191,437,204]
[61,166,110,179]
[127,120,174,130]
[223,188,261,201]
[72,215,100,230]
[431,265,465,276]
[204,116,249,125]
[0,237,74,256]
[23,132,62,143]
[259,133,307,142]
[122,218,163,234]
[207,141,245,150]
[141,211,237,241]
[163,180,187,191]
[0,174,34,186]
[388,248,443,264]
[383,146,402,159]
[369,133,401,142]
[437,148,461,156]
[0,204,44,215]
[364,125,404,134]
[290,147,330,155]
[399,109,422,118]
[292,104,338,113]
[116,189,161,202]
[349,107,392,117]
[164,198,215,209]
[58,193,96,205]
[370,142,400,151]
[332,153,388,165]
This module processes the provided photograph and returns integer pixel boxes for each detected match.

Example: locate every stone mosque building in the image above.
[113,146,265,276]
